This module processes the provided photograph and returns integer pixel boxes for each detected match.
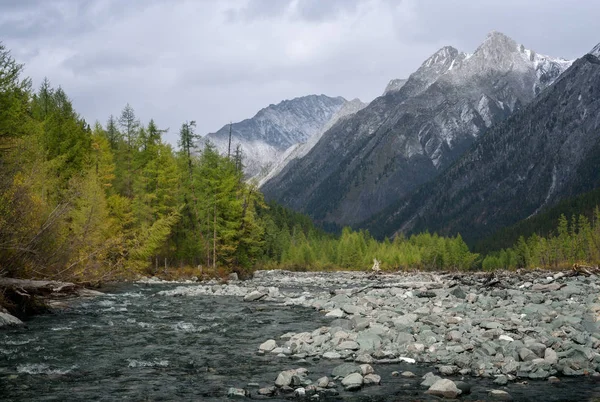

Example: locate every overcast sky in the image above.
[1,0,598,146]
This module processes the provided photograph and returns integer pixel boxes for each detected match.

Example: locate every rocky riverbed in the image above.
[159,269,600,400]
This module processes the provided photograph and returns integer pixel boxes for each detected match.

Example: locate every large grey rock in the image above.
[357,332,382,352]
[326,308,345,318]
[438,365,458,376]
[421,372,442,388]
[341,373,363,391]
[337,340,360,350]
[323,351,341,360]
[450,287,467,299]
[0,312,23,328]
[544,348,558,364]
[244,290,267,302]
[519,348,537,362]
[259,339,277,352]
[360,364,374,375]
[332,363,361,378]
[396,332,415,345]
[275,369,307,387]
[363,373,381,385]
[425,379,462,399]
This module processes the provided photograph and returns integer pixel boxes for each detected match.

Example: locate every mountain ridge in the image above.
[197,94,347,178]
[365,51,600,243]
[262,31,573,226]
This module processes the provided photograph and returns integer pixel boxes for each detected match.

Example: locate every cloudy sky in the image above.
[1,0,598,146]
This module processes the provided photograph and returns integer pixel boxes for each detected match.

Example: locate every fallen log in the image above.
[572,264,600,276]
[0,278,103,319]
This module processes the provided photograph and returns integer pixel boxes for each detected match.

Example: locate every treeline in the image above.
[1,42,598,280]
[262,226,479,271]
[482,210,600,270]
[0,43,267,281]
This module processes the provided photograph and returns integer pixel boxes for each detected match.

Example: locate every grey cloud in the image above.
[404,0,600,59]
[0,0,597,147]
[226,0,362,22]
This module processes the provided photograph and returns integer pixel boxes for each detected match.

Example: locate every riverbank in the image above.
[0,278,104,327]
[158,269,600,399]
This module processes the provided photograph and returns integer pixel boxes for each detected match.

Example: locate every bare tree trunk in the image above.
[213,203,217,270]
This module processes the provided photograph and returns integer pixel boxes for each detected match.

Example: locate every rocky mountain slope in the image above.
[197,95,346,178]
[258,98,367,187]
[262,32,572,226]
[365,47,600,243]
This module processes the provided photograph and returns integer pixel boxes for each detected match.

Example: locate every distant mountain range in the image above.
[197,95,351,179]
[261,32,573,227]
[365,47,600,243]
[198,31,600,244]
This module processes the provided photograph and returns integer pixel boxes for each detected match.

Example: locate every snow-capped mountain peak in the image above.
[591,43,600,57]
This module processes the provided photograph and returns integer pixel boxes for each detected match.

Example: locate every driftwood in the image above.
[0,278,103,318]
[571,264,600,277]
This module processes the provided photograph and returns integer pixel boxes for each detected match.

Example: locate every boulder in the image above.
[244,290,266,302]
[544,348,558,365]
[325,308,345,318]
[323,351,341,360]
[363,373,381,385]
[355,354,374,364]
[357,332,382,352]
[450,287,467,299]
[360,364,374,375]
[341,373,363,391]
[332,363,361,378]
[425,379,462,399]
[438,365,458,376]
[518,348,537,362]
[421,372,442,388]
[258,339,277,352]
[336,340,360,350]
[316,376,329,387]
[0,312,23,328]
[275,369,300,387]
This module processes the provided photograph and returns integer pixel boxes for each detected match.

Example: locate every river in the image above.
[1,282,599,401]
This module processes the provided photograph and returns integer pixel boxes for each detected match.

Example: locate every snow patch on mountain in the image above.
[591,43,600,58]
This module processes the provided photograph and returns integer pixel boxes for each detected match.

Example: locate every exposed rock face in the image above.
[367,51,600,242]
[197,94,346,178]
[590,42,600,58]
[257,98,367,187]
[382,78,408,95]
[262,32,572,227]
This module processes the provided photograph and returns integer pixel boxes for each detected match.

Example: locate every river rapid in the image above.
[1,279,600,401]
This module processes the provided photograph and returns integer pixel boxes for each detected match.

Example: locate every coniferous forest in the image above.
[0,43,598,282]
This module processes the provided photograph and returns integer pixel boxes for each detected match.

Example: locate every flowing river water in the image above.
[1,283,599,401]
